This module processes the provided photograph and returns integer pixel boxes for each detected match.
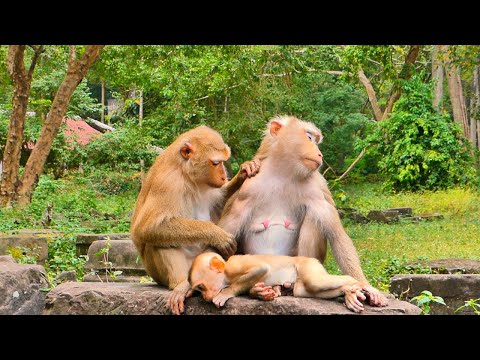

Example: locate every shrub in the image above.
[362,76,477,192]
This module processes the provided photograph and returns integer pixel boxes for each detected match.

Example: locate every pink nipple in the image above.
[262,220,270,229]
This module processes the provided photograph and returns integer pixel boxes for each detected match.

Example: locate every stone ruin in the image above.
[0,231,421,315]
[339,207,444,224]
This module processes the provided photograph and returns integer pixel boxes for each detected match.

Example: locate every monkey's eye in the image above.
[211,160,221,166]
[306,132,315,142]
[196,284,206,291]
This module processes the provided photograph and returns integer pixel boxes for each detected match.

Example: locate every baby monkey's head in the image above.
[189,252,227,302]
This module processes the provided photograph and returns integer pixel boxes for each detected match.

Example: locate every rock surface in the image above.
[0,255,49,315]
[0,229,59,265]
[44,282,421,315]
[390,274,480,314]
[367,209,403,223]
[75,233,131,256]
[83,239,147,282]
[407,258,480,274]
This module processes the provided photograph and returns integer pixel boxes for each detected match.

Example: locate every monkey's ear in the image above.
[209,257,225,273]
[269,121,283,136]
[180,142,195,160]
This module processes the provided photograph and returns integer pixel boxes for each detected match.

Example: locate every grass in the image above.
[324,182,480,290]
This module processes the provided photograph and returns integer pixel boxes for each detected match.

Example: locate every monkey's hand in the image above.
[249,282,278,301]
[212,233,237,259]
[167,281,193,315]
[212,289,235,308]
[361,284,388,307]
[344,284,367,313]
[239,159,261,180]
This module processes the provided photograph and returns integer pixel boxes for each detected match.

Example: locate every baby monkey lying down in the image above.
[188,252,371,313]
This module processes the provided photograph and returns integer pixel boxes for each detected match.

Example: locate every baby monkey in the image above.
[188,252,370,313]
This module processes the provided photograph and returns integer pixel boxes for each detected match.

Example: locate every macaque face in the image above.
[180,138,230,188]
[206,153,229,188]
[289,127,323,171]
[190,254,227,302]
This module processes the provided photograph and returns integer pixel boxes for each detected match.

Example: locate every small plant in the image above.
[94,238,122,282]
[411,290,446,314]
[46,234,86,284]
[7,246,39,264]
[140,276,154,283]
[455,298,480,315]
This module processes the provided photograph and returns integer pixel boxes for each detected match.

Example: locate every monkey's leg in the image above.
[212,264,270,308]
[294,263,366,313]
[144,246,193,315]
[297,211,327,263]
[303,203,388,307]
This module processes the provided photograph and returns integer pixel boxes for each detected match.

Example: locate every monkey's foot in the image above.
[361,284,388,307]
[166,281,193,315]
[250,282,277,301]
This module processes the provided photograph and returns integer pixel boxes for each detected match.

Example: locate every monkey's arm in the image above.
[309,202,388,306]
[315,203,369,283]
[135,217,236,257]
[223,159,260,200]
[212,264,270,308]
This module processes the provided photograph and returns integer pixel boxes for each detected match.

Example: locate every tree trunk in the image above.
[139,88,145,183]
[357,45,421,122]
[0,45,42,207]
[100,78,105,124]
[358,68,383,121]
[382,45,421,120]
[139,89,143,127]
[432,45,444,111]
[16,45,104,205]
[445,51,470,140]
[472,65,480,150]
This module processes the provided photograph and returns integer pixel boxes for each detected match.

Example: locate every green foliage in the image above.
[0,172,136,234]
[361,76,477,191]
[455,298,480,315]
[90,238,123,282]
[7,246,39,264]
[46,234,86,283]
[82,123,157,171]
[411,290,446,314]
[323,181,480,290]
[348,255,434,293]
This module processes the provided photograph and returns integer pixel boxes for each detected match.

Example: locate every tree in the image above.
[435,45,480,151]
[341,45,422,121]
[0,45,104,207]
[0,46,44,207]
[432,45,444,111]
[364,76,476,191]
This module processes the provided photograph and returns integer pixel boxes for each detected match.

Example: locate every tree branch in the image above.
[358,68,383,121]
[68,45,77,70]
[382,45,421,120]
[27,45,44,80]
[335,148,366,182]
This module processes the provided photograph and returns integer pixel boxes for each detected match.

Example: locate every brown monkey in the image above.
[189,252,369,313]
[218,115,388,307]
[130,125,260,315]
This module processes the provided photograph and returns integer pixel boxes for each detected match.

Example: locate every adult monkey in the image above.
[218,115,388,307]
[130,125,260,315]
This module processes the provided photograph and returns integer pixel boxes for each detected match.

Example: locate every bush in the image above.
[46,234,87,283]
[362,76,477,192]
[82,123,158,171]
